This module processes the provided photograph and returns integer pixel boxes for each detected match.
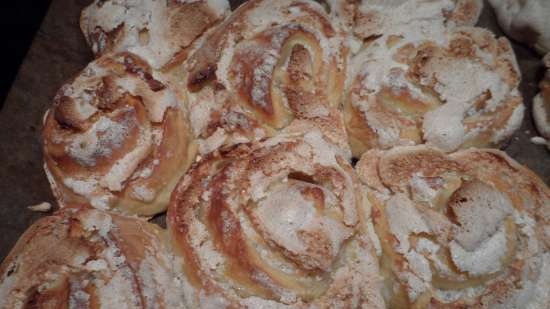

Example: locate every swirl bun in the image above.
[171,0,348,155]
[168,127,384,308]
[356,146,550,308]
[80,0,230,69]
[43,53,196,216]
[0,208,185,309]
[345,24,523,156]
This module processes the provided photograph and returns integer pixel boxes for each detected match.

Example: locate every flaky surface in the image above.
[168,0,349,155]
[489,0,550,55]
[80,0,230,69]
[168,125,384,308]
[43,53,196,216]
[356,146,550,308]
[344,17,523,156]
[323,0,482,42]
[0,208,186,309]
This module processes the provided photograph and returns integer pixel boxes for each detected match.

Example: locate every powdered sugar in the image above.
[82,0,230,68]
[253,182,352,270]
[409,173,437,202]
[386,194,430,254]
[348,1,522,152]
[100,127,152,191]
[79,210,113,237]
[449,224,507,276]
[67,115,130,166]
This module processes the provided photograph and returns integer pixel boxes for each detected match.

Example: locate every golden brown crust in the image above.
[345,25,523,156]
[0,208,185,309]
[324,0,482,40]
[356,146,550,309]
[80,0,230,69]
[168,125,384,308]
[42,53,197,216]
[170,0,349,156]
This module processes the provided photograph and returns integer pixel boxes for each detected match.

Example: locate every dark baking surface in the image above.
[0,0,548,261]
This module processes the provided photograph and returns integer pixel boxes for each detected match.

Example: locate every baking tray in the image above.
[0,0,548,261]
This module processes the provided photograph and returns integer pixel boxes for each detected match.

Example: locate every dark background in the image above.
[0,2,52,106]
[0,1,247,107]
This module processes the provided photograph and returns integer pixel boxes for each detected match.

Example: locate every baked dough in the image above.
[80,0,230,69]
[0,208,185,309]
[43,53,196,216]
[168,124,384,308]
[169,0,349,155]
[344,23,523,156]
[323,0,483,42]
[356,146,550,308]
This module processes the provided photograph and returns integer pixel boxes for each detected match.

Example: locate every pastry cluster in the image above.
[1,1,548,308]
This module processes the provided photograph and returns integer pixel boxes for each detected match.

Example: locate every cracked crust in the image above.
[168,124,384,308]
[356,146,550,308]
[169,0,350,156]
[80,0,230,69]
[0,208,185,309]
[42,53,197,216]
[344,24,523,156]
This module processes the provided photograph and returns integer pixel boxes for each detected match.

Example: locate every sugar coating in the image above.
[359,147,549,307]
[409,173,437,202]
[81,0,230,68]
[348,0,522,152]
[254,182,352,270]
[67,115,131,167]
[44,52,193,211]
[491,102,525,143]
[185,0,346,155]
[449,181,513,250]
[100,127,152,191]
[79,210,113,237]
[386,193,430,254]
[171,127,384,308]
[0,209,185,309]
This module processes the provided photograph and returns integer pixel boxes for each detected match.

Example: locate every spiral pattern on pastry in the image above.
[80,0,230,69]
[345,22,523,156]
[171,0,348,155]
[168,126,384,308]
[356,145,550,308]
[0,208,185,309]
[43,52,196,216]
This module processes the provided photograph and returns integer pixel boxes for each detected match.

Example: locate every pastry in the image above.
[170,0,349,155]
[323,0,483,42]
[80,0,230,69]
[345,24,523,156]
[0,208,185,309]
[168,125,384,308]
[489,0,550,54]
[356,145,550,308]
[533,53,550,148]
[42,53,196,216]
